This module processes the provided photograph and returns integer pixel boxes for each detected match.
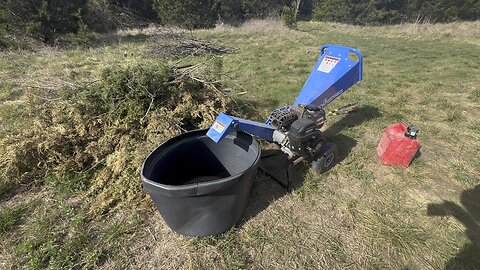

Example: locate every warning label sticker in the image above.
[318,55,340,73]
[212,120,226,133]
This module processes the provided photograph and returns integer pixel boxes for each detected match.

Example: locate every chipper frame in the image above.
[207,44,363,174]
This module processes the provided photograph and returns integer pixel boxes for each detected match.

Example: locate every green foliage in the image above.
[45,170,93,195]
[0,0,157,47]
[67,15,100,47]
[357,0,408,25]
[0,32,10,48]
[313,0,408,25]
[153,0,216,29]
[0,1,9,48]
[1,19,480,270]
[410,0,480,22]
[15,207,104,269]
[213,0,245,26]
[152,0,292,27]
[313,0,353,23]
[31,0,87,43]
[84,0,116,32]
[242,0,291,19]
[282,5,297,29]
[0,204,29,235]
[3,0,87,43]
[110,0,156,19]
[312,0,480,25]
[96,63,173,128]
[242,0,269,19]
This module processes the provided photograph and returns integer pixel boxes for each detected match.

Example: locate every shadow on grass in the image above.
[240,149,305,224]
[324,105,382,136]
[427,185,480,270]
[325,105,381,164]
[240,105,381,224]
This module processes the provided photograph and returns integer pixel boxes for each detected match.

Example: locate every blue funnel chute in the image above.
[293,44,363,108]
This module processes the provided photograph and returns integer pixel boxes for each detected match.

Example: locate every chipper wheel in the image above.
[311,142,339,174]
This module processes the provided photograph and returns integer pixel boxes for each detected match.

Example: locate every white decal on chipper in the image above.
[318,55,340,73]
[212,121,226,133]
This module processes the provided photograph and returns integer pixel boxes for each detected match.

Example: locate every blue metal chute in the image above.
[293,44,363,108]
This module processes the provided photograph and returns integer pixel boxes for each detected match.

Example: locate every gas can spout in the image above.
[405,125,419,139]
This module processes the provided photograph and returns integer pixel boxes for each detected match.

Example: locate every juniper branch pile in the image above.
[0,60,232,215]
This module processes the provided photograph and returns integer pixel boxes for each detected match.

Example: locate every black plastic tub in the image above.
[141,129,261,237]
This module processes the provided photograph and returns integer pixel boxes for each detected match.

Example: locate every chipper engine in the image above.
[206,44,363,174]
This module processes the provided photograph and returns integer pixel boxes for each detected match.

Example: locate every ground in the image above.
[0,20,479,269]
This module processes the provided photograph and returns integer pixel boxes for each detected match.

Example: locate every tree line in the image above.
[1,0,479,47]
[313,0,480,25]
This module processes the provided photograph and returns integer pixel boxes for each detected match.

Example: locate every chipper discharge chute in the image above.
[141,44,363,236]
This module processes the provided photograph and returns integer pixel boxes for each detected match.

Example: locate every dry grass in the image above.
[215,18,287,32]
[1,20,480,269]
[321,20,480,37]
[307,20,480,46]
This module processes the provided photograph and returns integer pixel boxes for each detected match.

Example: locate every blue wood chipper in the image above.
[206,44,363,174]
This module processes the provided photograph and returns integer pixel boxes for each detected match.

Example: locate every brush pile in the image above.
[149,28,236,59]
[0,59,232,215]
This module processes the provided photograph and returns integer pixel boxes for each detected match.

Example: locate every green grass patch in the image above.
[0,204,30,235]
[15,206,105,269]
[471,88,480,100]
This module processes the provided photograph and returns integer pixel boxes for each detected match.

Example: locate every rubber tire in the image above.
[311,142,339,174]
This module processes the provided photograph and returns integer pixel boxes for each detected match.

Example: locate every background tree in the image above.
[4,0,87,44]
[312,0,479,25]
[408,0,480,22]
[213,0,245,26]
[293,0,302,21]
[313,0,353,24]
[84,0,115,32]
[0,1,9,47]
[110,0,156,19]
[353,0,408,25]
[153,0,216,29]
[1,0,479,48]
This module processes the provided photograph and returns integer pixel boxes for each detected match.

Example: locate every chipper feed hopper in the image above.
[207,44,363,173]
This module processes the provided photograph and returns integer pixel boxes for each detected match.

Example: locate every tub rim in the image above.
[140,129,261,197]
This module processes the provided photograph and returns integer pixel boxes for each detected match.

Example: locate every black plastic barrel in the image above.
[141,129,261,237]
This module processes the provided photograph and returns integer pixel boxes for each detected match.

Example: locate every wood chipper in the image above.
[206,44,363,174]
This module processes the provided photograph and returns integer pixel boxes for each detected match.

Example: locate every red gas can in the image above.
[377,123,420,168]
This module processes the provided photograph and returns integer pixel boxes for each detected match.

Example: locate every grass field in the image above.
[1,20,479,269]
